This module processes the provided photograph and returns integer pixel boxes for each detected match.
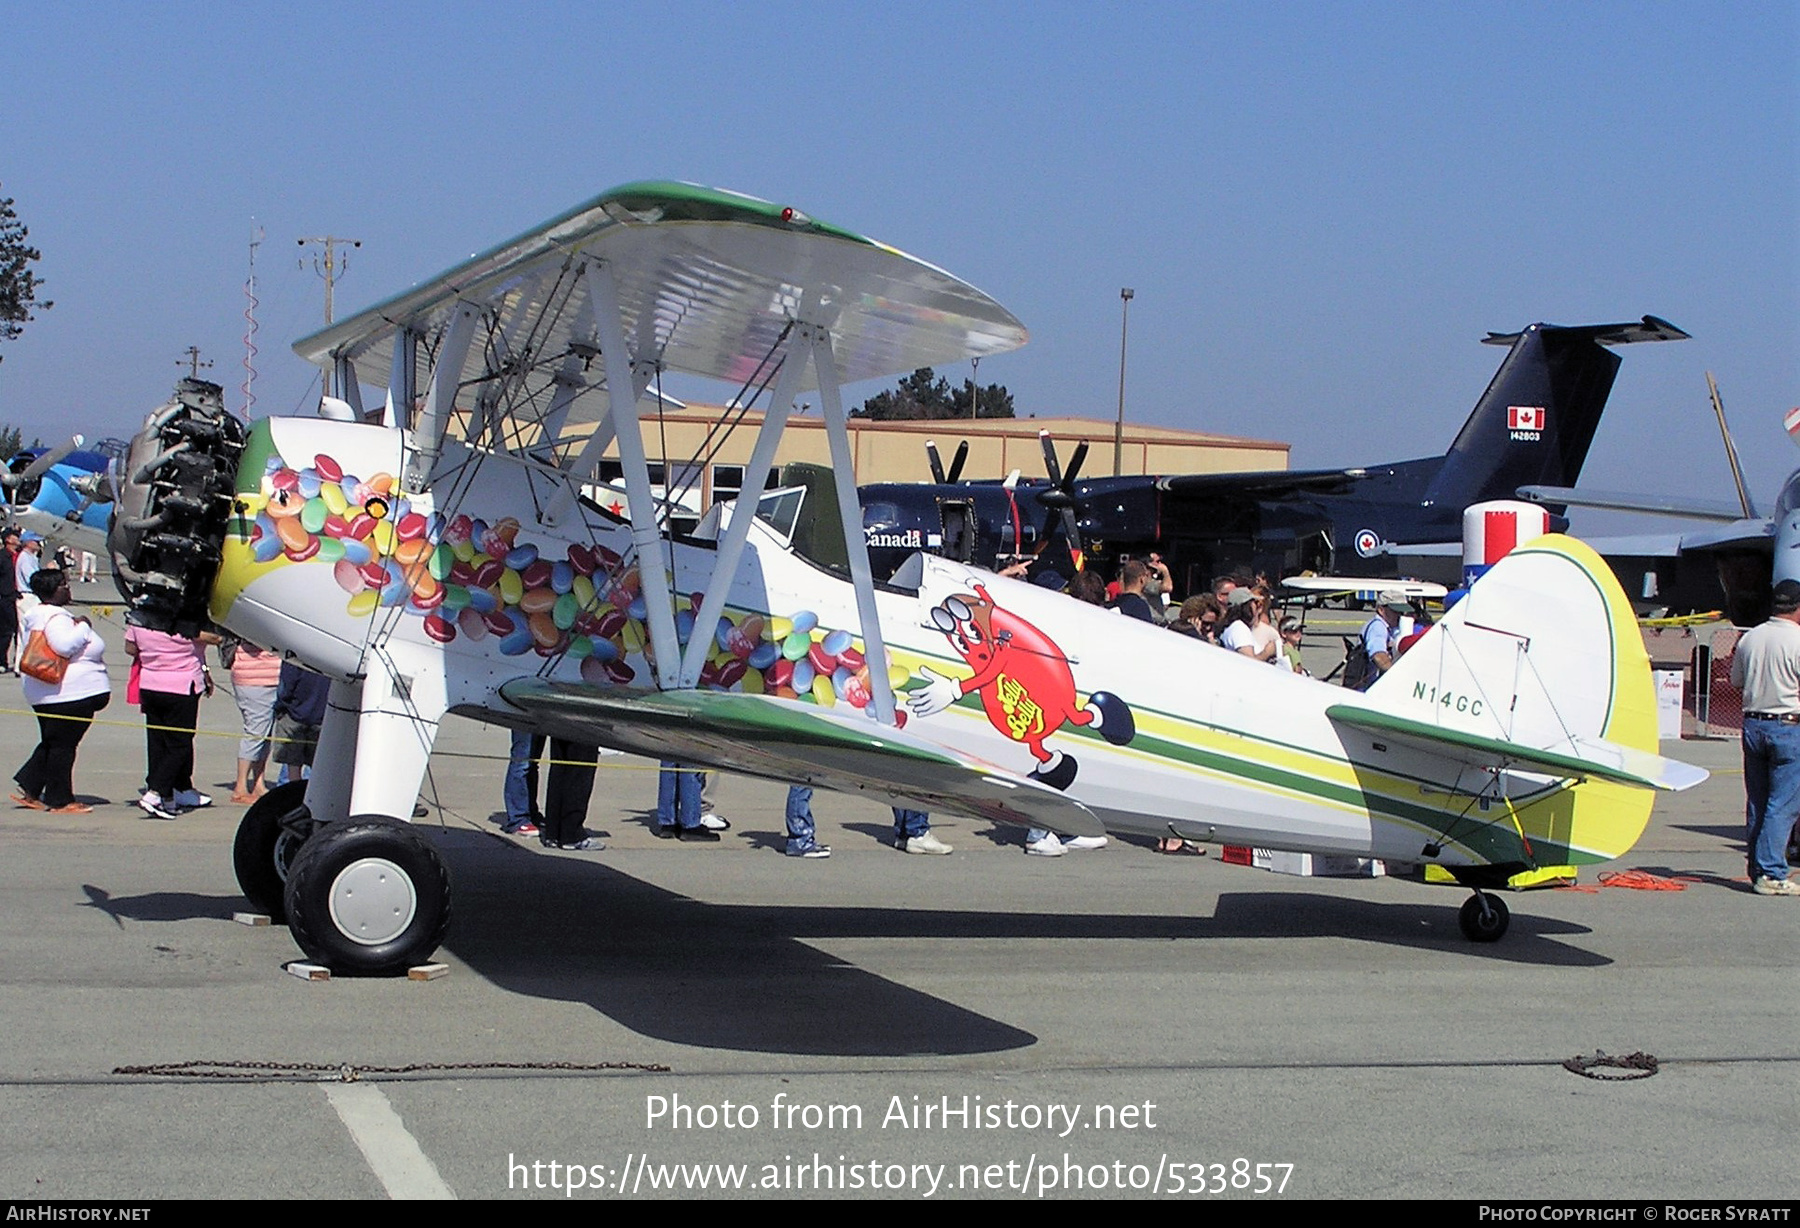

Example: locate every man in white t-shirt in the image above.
[1729,578,1800,896]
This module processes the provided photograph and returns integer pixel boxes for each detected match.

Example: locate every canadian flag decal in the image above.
[1508,405,1546,432]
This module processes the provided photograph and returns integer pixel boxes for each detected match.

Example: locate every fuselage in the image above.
[213,416,1633,872]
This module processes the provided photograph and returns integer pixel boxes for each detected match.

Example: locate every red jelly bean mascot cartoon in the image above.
[908,584,1134,789]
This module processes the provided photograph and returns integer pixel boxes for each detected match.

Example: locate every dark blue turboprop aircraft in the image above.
[857,316,1688,593]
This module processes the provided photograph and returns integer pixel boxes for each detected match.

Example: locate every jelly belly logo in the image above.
[1507,405,1546,441]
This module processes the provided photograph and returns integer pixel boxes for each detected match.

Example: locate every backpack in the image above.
[1340,635,1371,691]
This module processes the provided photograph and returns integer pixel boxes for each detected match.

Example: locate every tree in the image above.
[0,423,41,461]
[0,187,51,362]
[853,366,1016,421]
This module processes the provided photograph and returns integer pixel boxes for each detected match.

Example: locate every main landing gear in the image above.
[234,800,451,975]
[1457,891,1510,943]
[231,782,313,922]
[282,817,452,976]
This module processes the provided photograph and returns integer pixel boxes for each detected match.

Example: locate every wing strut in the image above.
[403,304,479,492]
[813,327,898,725]
[581,259,684,689]
[676,329,805,687]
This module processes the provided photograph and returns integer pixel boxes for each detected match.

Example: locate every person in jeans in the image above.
[12,568,110,813]
[1730,577,1800,897]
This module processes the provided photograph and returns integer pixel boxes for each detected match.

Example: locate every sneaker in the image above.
[1062,835,1108,851]
[676,826,721,843]
[701,812,731,831]
[502,821,540,837]
[1752,876,1800,897]
[558,836,605,851]
[1025,834,1066,857]
[902,832,953,855]
[138,792,182,820]
[786,841,831,859]
[172,789,212,809]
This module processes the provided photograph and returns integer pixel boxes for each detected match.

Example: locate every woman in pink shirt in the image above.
[123,624,216,819]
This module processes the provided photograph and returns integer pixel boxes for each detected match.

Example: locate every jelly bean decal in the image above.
[909,583,1135,790]
[224,442,931,712]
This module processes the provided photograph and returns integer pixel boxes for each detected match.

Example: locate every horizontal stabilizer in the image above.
[1327,705,1707,792]
[1518,484,1749,523]
[499,680,1105,837]
[1481,315,1690,347]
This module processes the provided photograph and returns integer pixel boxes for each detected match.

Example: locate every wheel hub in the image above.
[327,858,418,947]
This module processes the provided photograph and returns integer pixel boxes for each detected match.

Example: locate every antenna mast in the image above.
[242,224,263,418]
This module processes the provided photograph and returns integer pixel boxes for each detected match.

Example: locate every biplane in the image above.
[111,183,1704,974]
[4,435,121,556]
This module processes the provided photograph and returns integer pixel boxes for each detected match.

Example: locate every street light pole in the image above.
[1113,287,1134,476]
[970,356,980,420]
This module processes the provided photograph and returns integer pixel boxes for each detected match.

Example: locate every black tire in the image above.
[283,816,451,976]
[1457,892,1510,943]
[231,781,312,922]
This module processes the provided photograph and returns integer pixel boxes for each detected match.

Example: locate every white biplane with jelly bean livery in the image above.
[111,183,1705,973]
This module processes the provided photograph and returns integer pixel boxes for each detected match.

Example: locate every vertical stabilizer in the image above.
[1368,534,1674,863]
[1420,316,1687,511]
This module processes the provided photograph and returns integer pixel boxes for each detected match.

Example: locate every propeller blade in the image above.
[944,440,969,485]
[925,440,947,485]
[1037,429,1089,564]
[5,435,84,488]
[1063,441,1090,487]
[1038,429,1063,485]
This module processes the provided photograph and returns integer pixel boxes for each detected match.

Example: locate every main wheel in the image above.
[282,816,451,976]
[231,781,313,922]
[1457,892,1510,943]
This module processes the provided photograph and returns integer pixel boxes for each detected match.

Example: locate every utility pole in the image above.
[178,346,214,379]
[298,234,361,396]
[970,356,980,421]
[1113,287,1134,476]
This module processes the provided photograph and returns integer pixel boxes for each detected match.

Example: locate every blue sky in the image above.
[3,2,1794,528]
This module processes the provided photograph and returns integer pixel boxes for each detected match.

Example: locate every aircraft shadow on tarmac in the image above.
[424,831,1610,1057]
[440,832,1035,1056]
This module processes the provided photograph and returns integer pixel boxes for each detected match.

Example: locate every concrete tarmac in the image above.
[0,597,1794,1200]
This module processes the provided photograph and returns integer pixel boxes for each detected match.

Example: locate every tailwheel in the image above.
[282,816,451,976]
[1457,891,1510,943]
[231,781,313,922]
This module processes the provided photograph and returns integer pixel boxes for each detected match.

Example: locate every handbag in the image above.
[127,658,142,705]
[19,626,70,685]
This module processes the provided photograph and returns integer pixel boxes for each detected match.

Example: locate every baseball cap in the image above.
[1772,579,1800,614]
[1227,588,1257,607]
[1377,590,1409,612]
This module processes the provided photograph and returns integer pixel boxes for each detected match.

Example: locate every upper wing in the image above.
[1281,576,1448,599]
[293,182,1027,453]
[498,679,1106,837]
[1146,465,1379,499]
